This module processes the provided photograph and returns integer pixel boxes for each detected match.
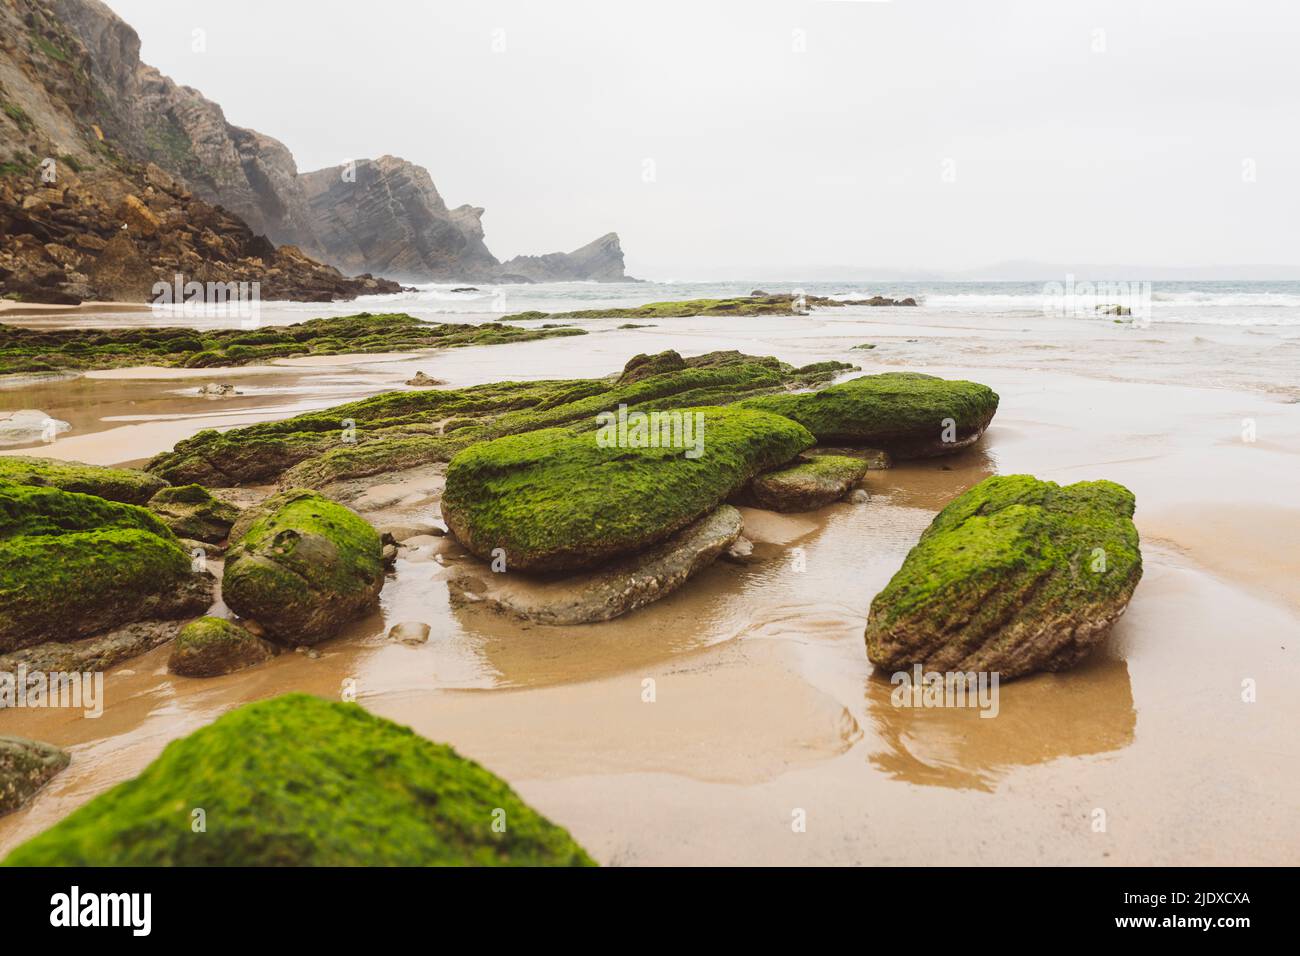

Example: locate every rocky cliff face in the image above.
[299,157,499,282]
[39,0,631,284]
[0,0,399,303]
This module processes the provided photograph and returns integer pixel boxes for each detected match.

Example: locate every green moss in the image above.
[736,372,999,456]
[0,314,587,377]
[1,102,34,134]
[442,406,814,572]
[747,454,868,512]
[221,490,383,643]
[0,481,200,653]
[2,694,595,866]
[168,616,273,678]
[502,293,851,321]
[0,455,167,505]
[865,475,1143,678]
[147,484,238,543]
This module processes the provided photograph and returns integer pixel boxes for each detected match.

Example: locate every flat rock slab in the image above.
[747,454,868,512]
[0,736,70,815]
[448,505,743,625]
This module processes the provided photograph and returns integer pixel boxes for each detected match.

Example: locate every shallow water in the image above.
[1,293,1297,864]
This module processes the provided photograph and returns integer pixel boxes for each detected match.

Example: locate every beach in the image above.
[1,287,1298,864]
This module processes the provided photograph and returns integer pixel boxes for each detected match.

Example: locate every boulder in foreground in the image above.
[865,475,1142,680]
[2,694,594,865]
[737,372,999,458]
[221,490,384,645]
[441,407,813,573]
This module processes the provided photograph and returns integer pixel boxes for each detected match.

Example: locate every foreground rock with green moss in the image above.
[0,312,586,376]
[1,694,595,865]
[0,481,212,653]
[147,484,239,543]
[221,490,384,644]
[0,456,166,505]
[865,475,1142,680]
[442,407,814,572]
[167,616,276,678]
[737,372,999,458]
[745,454,868,512]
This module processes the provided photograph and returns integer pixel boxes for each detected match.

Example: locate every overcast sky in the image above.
[106,0,1300,279]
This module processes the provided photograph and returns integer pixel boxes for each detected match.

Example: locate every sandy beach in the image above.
[2,297,1296,865]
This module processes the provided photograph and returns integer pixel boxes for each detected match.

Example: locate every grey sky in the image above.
[106,0,1300,279]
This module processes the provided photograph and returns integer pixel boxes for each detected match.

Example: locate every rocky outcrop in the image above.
[0,455,165,504]
[737,372,999,459]
[865,475,1143,681]
[0,480,213,653]
[441,407,814,573]
[449,505,743,625]
[496,232,633,283]
[147,484,238,543]
[2,694,596,865]
[3,2,633,286]
[167,616,276,678]
[746,455,867,512]
[221,489,384,645]
[0,0,401,302]
[0,737,69,815]
[298,157,499,281]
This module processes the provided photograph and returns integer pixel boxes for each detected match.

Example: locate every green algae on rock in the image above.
[747,454,868,512]
[502,292,916,323]
[736,372,999,458]
[147,484,239,543]
[0,481,212,653]
[167,616,276,678]
[1,694,595,865]
[147,351,841,489]
[221,490,383,645]
[441,407,814,573]
[0,455,166,505]
[865,475,1142,681]
[0,737,69,816]
[0,312,587,376]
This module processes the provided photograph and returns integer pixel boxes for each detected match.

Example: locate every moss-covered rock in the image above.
[737,372,999,458]
[0,455,166,505]
[0,737,69,816]
[442,406,814,573]
[0,481,213,653]
[221,490,383,644]
[747,454,868,512]
[167,616,276,678]
[147,484,239,543]
[1,694,595,865]
[865,475,1142,680]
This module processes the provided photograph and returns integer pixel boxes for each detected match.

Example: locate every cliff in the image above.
[0,0,400,303]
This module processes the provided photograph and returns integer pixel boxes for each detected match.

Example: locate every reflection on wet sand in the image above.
[865,656,1136,791]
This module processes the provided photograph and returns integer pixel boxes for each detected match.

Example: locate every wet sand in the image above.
[1,305,1297,864]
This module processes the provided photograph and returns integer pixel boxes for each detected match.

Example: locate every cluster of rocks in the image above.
[0,164,402,304]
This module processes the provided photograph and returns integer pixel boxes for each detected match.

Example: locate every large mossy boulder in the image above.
[1,737,69,816]
[441,406,814,573]
[865,475,1142,680]
[0,456,167,505]
[736,372,999,458]
[167,616,276,678]
[147,484,239,543]
[0,481,213,653]
[747,454,868,512]
[1,694,594,866]
[221,490,384,645]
